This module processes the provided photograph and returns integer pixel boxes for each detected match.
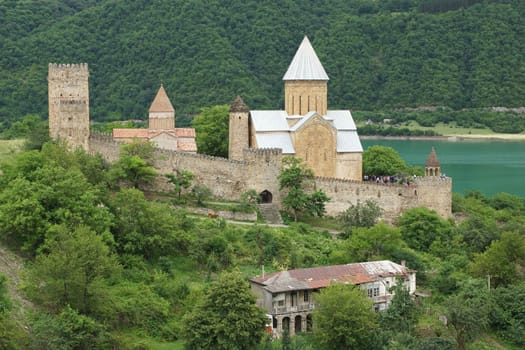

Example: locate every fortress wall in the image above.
[88,135,452,220]
[151,149,250,199]
[242,148,283,203]
[315,176,452,221]
[88,132,121,162]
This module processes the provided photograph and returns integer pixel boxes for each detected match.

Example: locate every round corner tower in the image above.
[48,63,90,151]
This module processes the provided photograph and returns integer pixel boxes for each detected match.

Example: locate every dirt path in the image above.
[0,243,34,324]
[484,334,507,350]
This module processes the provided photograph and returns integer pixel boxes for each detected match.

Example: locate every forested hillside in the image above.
[1,0,524,127]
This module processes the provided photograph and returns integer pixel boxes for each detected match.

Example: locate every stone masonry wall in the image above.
[88,134,452,220]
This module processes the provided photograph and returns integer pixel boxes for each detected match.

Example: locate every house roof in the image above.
[283,36,329,81]
[251,260,411,293]
[149,84,175,113]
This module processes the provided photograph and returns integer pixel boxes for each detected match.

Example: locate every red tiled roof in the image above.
[174,128,196,137]
[113,128,148,138]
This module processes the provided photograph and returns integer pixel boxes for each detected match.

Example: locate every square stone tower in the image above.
[48,63,90,151]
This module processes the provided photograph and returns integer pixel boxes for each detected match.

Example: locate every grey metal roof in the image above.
[255,132,295,153]
[327,110,358,130]
[250,110,290,131]
[283,36,329,81]
[337,130,363,152]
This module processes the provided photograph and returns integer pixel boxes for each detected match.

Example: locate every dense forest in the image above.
[1,0,524,129]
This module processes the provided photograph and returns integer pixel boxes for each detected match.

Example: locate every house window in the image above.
[291,291,297,307]
[278,300,284,307]
[367,283,380,298]
[304,290,309,302]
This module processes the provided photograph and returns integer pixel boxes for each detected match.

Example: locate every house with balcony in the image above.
[250,260,416,337]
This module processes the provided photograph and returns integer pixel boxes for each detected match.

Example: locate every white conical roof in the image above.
[283,36,329,81]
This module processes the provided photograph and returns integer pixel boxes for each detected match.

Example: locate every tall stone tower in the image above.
[283,36,329,116]
[48,63,90,151]
[148,84,175,130]
[228,95,250,160]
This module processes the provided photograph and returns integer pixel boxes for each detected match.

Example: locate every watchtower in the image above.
[228,95,250,161]
[48,63,90,151]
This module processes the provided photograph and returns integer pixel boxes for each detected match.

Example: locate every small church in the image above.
[112,84,197,152]
[229,36,363,181]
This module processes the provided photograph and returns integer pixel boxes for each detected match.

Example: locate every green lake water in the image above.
[361,139,525,198]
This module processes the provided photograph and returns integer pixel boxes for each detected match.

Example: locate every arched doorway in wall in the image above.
[260,190,273,203]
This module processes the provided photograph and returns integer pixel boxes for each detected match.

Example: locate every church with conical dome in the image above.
[229,36,363,181]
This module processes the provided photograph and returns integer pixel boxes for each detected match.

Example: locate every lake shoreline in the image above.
[360,134,525,142]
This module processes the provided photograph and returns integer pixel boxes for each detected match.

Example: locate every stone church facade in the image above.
[229,37,362,181]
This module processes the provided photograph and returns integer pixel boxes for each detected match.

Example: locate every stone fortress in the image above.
[47,37,452,222]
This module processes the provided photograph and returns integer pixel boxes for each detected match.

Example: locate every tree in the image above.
[29,306,112,350]
[313,283,377,350]
[279,156,329,222]
[25,226,119,314]
[166,169,194,200]
[109,188,192,259]
[445,284,490,350]
[191,185,212,206]
[470,231,525,287]
[379,278,419,334]
[338,199,382,236]
[182,270,267,350]
[109,140,157,188]
[192,105,229,157]
[398,207,455,252]
[362,145,422,176]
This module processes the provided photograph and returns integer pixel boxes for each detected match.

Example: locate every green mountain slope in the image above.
[0,0,524,127]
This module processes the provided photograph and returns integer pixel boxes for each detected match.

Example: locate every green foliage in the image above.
[3,1,525,124]
[279,157,329,222]
[166,170,194,200]
[25,226,119,314]
[93,280,170,336]
[490,283,525,347]
[470,231,525,287]
[192,105,229,157]
[109,140,157,189]
[29,306,113,350]
[182,270,267,350]
[398,207,455,252]
[444,281,490,350]
[380,279,419,334]
[109,189,192,259]
[363,145,420,176]
[191,185,212,206]
[0,143,113,253]
[338,199,382,236]
[313,283,377,350]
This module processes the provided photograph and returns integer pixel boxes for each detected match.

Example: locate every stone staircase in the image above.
[258,203,284,225]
